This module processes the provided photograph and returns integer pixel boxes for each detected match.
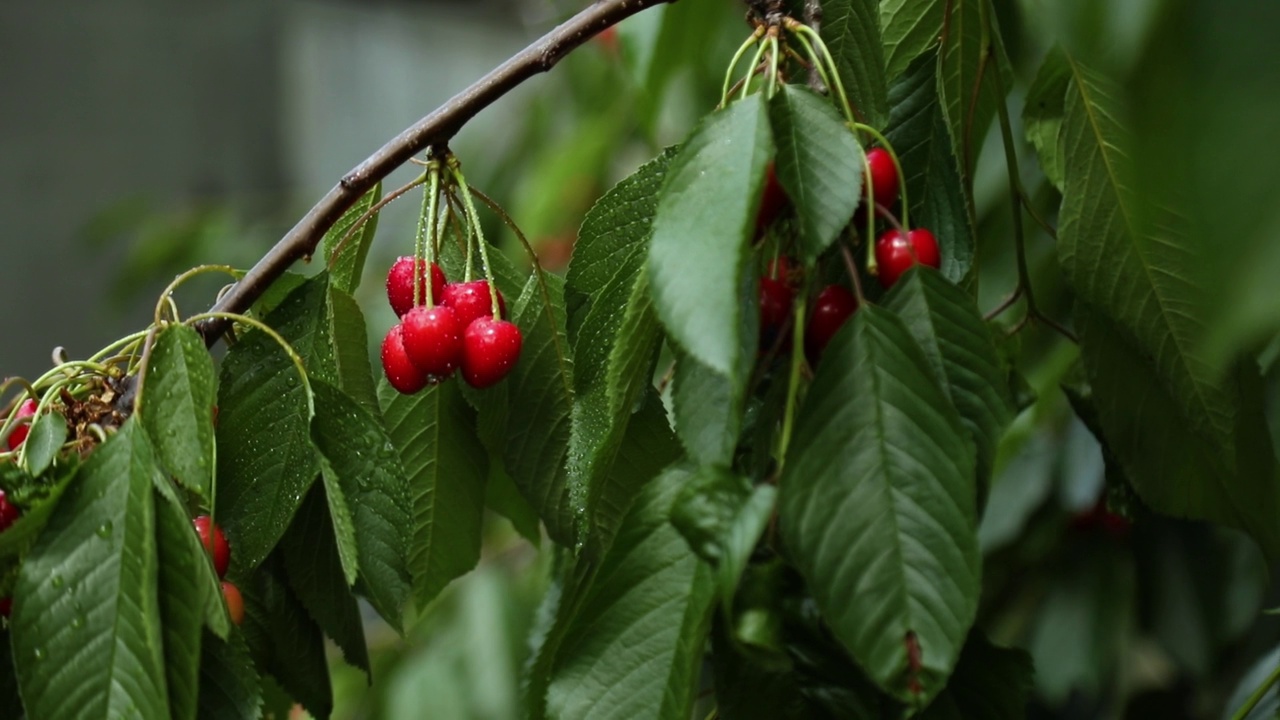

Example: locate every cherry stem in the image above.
[742,35,771,101]
[787,21,862,125]
[449,161,501,319]
[852,123,910,232]
[776,292,808,476]
[325,172,426,273]
[839,240,867,307]
[1230,661,1280,720]
[185,311,314,418]
[861,151,878,275]
[721,27,764,108]
[153,265,240,327]
[414,161,442,308]
[765,33,782,98]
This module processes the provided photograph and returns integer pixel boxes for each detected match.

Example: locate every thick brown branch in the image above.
[196,0,675,346]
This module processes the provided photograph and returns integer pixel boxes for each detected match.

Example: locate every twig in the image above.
[194,0,676,347]
[803,0,824,90]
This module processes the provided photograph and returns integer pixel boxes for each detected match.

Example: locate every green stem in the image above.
[776,293,808,475]
[184,312,314,417]
[741,38,771,101]
[721,28,763,107]
[415,162,442,308]
[787,30,837,107]
[852,123,910,232]
[450,163,501,319]
[765,35,781,98]
[789,23,857,125]
[153,265,240,326]
[1232,661,1280,720]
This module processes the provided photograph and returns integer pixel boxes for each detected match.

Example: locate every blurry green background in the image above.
[4,0,1280,718]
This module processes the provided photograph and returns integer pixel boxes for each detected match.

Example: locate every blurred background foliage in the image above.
[4,0,1280,717]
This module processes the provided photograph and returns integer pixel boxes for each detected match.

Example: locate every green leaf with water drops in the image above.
[310,378,412,632]
[197,629,262,720]
[379,378,488,613]
[154,478,212,720]
[140,323,217,498]
[215,278,323,573]
[324,182,382,295]
[22,411,66,477]
[328,287,380,417]
[0,469,75,560]
[12,419,169,720]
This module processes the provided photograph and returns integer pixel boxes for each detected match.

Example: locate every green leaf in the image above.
[1058,53,1280,559]
[281,483,370,676]
[0,471,74,559]
[544,466,715,720]
[919,633,1033,719]
[323,183,382,295]
[566,149,671,554]
[649,94,772,378]
[886,49,974,283]
[240,556,332,719]
[937,0,1011,186]
[778,306,979,706]
[768,85,864,262]
[311,379,412,631]
[820,0,890,129]
[672,351,746,469]
[378,378,487,613]
[881,0,945,80]
[155,480,211,720]
[216,279,324,571]
[495,272,576,546]
[140,324,216,498]
[197,630,262,720]
[883,267,1014,483]
[328,286,380,416]
[485,462,541,546]
[12,420,169,720]
[22,411,66,477]
[1022,47,1070,192]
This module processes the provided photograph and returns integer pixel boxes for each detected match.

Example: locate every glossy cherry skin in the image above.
[221,581,245,626]
[402,305,464,378]
[386,257,446,317]
[461,318,523,389]
[865,148,900,211]
[875,228,940,289]
[759,276,795,351]
[193,515,230,578]
[755,162,788,238]
[381,324,430,394]
[442,280,507,329]
[805,285,858,364]
[6,399,37,451]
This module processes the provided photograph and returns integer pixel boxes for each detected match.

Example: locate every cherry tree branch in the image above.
[196,0,676,346]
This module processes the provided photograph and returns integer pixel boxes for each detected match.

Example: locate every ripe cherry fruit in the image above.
[402,305,464,378]
[386,257,446,318]
[442,280,506,330]
[0,490,20,533]
[875,228,940,289]
[7,399,37,451]
[221,581,245,626]
[461,318,523,389]
[193,515,230,578]
[755,162,788,239]
[759,276,795,351]
[865,147,900,210]
[381,324,429,394]
[805,285,858,364]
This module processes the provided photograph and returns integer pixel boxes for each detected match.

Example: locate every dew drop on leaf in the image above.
[96,521,113,538]
[50,576,63,589]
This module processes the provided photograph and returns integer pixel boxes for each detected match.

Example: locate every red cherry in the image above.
[766,256,800,288]
[0,597,10,618]
[805,285,858,364]
[193,515,230,578]
[875,228,940,289]
[402,305,464,378]
[0,490,20,533]
[461,318,523,389]
[442,280,507,329]
[386,257,446,317]
[755,162,787,238]
[7,399,37,451]
[759,276,795,351]
[865,148,900,211]
[381,324,429,394]
[221,581,245,626]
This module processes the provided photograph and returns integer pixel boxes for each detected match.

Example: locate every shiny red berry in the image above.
[442,280,506,329]
[865,148,900,211]
[759,276,795,350]
[0,490,20,532]
[7,399,37,451]
[221,581,245,626]
[192,515,230,578]
[461,318,523,389]
[386,257,446,317]
[755,162,788,238]
[806,285,858,364]
[381,324,429,394]
[875,228,940,289]
[402,305,464,378]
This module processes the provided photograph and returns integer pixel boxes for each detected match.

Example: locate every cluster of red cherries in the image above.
[193,515,243,625]
[380,258,523,394]
[755,146,941,363]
